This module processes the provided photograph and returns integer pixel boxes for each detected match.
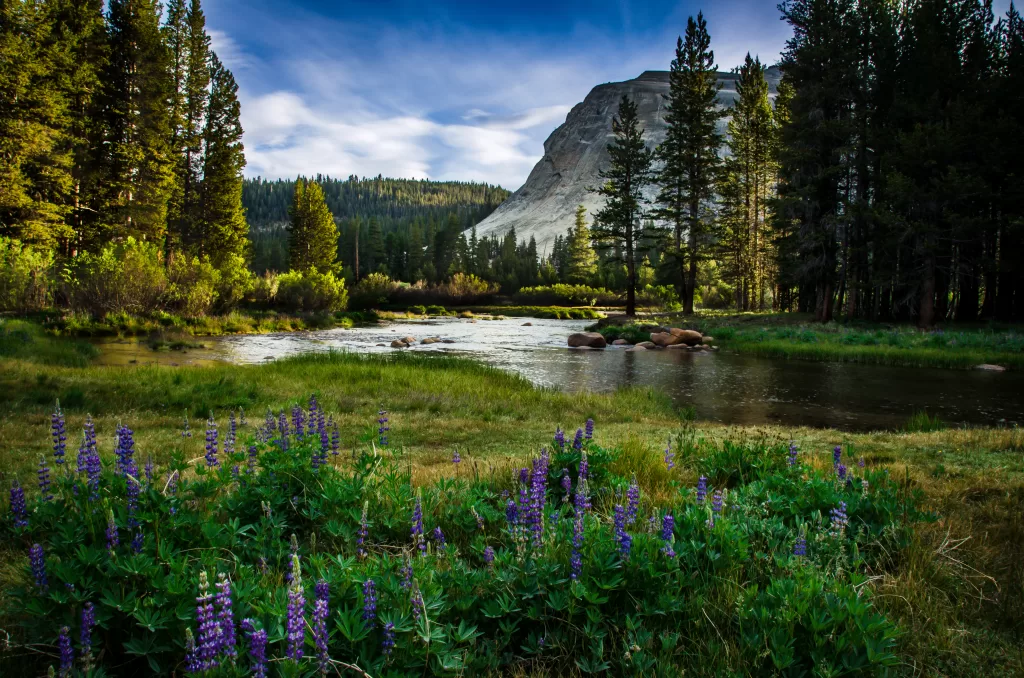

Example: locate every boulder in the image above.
[636,341,657,349]
[650,332,683,347]
[702,336,715,343]
[626,345,647,351]
[974,364,1007,372]
[401,336,416,344]
[441,339,456,344]
[522,322,533,326]
[666,343,689,350]
[567,332,607,348]
[421,337,442,344]
[669,328,703,345]
[390,340,409,348]
[612,338,631,346]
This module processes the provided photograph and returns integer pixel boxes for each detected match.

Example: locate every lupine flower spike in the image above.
[195,571,220,670]
[572,428,584,451]
[833,445,842,468]
[660,513,676,558]
[57,625,73,677]
[51,402,67,466]
[793,533,807,558]
[357,501,369,559]
[105,510,119,555]
[613,505,631,559]
[362,578,377,627]
[215,573,236,658]
[625,475,640,525]
[377,410,389,447]
[312,583,330,674]
[830,501,849,536]
[286,555,305,661]
[411,494,425,555]
[80,602,96,672]
[241,619,268,678]
[696,476,708,505]
[38,455,52,501]
[205,414,220,468]
[452,448,461,465]
[664,439,675,471]
[585,418,594,440]
[382,622,396,657]
[29,543,48,592]
[788,442,798,467]
[9,481,28,528]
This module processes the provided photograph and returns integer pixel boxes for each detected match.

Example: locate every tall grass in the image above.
[0,319,98,366]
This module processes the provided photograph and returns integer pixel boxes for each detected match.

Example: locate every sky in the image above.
[201,1,798,190]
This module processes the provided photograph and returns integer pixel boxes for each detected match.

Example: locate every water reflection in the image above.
[92,317,1023,431]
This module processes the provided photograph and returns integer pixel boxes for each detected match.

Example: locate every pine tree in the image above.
[176,0,210,253]
[592,95,656,316]
[198,53,247,265]
[288,179,339,273]
[566,204,597,284]
[655,13,724,314]
[99,0,174,243]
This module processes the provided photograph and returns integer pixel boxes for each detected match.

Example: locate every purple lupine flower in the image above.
[572,428,584,451]
[696,476,708,505]
[484,546,495,568]
[57,625,73,677]
[527,450,550,547]
[400,559,413,589]
[836,463,847,481]
[38,455,52,501]
[318,417,329,465]
[292,404,305,439]
[247,445,258,475]
[80,602,95,670]
[205,415,220,469]
[660,514,676,558]
[77,416,96,471]
[570,510,584,580]
[585,418,594,440]
[241,620,267,678]
[357,501,369,559]
[329,418,340,456]
[554,427,565,450]
[788,442,798,467]
[377,409,389,447]
[51,403,67,465]
[277,411,289,451]
[195,571,220,670]
[313,597,330,674]
[432,526,446,550]
[105,510,119,555]
[625,475,640,525]
[286,555,305,662]
[315,579,329,605]
[578,452,589,481]
[29,543,47,592]
[115,425,136,478]
[471,506,485,530]
[411,587,424,622]
[182,415,192,439]
[560,471,572,500]
[129,528,144,554]
[830,501,849,536]
[793,536,807,557]
[215,573,236,658]
[362,579,377,627]
[707,490,723,529]
[144,455,154,486]
[452,448,461,465]
[9,481,28,528]
[411,495,425,555]
[833,445,842,467]
[184,628,201,673]
[664,439,675,471]
[382,622,396,657]
[613,505,631,559]
[858,456,866,469]
[225,411,237,458]
[81,419,101,501]
[284,533,299,584]
[505,499,518,529]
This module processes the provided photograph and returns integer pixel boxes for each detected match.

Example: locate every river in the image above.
[92,316,1024,431]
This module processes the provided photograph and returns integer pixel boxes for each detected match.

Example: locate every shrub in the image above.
[407,304,426,315]
[66,237,167,316]
[163,254,220,318]
[637,284,682,312]
[214,253,255,311]
[0,237,54,312]
[515,283,618,307]
[391,274,500,307]
[425,304,446,315]
[275,268,348,311]
[250,271,280,307]
[349,272,400,310]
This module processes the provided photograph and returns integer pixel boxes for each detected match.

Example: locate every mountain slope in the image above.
[475,68,781,254]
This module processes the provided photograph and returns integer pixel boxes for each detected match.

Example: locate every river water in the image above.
[93,316,1024,431]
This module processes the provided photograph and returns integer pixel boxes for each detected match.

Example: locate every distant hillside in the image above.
[243,175,510,273]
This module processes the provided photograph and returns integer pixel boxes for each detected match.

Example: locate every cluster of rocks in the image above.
[388,336,456,348]
[567,326,718,352]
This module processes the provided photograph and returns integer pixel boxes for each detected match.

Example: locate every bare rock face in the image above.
[476,68,781,253]
[669,328,703,346]
[567,332,607,348]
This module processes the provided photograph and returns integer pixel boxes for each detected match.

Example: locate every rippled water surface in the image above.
[93,317,1024,431]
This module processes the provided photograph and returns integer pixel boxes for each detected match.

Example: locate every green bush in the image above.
[214,253,255,311]
[407,304,427,315]
[164,254,220,318]
[249,271,280,307]
[349,272,399,310]
[275,268,349,311]
[515,283,618,307]
[66,237,167,316]
[425,304,446,315]
[0,237,54,312]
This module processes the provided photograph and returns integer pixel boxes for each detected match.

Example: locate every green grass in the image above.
[0,319,99,367]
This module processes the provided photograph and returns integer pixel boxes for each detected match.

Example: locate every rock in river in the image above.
[669,328,703,345]
[612,338,631,346]
[567,332,607,349]
[390,340,409,349]
[421,337,442,344]
[974,364,1007,372]
[650,332,683,347]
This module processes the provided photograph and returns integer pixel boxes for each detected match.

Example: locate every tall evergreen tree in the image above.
[288,179,338,273]
[566,204,597,284]
[655,13,724,314]
[592,95,656,316]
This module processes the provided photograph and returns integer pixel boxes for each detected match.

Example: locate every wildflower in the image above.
[400,559,413,589]
[625,475,640,525]
[377,410,389,447]
[329,418,340,456]
[226,411,237,457]
[836,463,847,482]
[788,442,798,467]
[105,510,119,555]
[247,445,258,475]
[182,415,192,438]
[570,510,584,579]
[115,425,136,478]
[484,546,495,568]
[184,628,201,673]
[195,571,220,670]
[833,445,842,468]
[286,555,305,662]
[660,514,676,558]
[793,536,807,557]
[858,456,866,468]
[382,622,396,657]
[357,501,369,559]
[505,499,518,529]
[471,505,485,530]
[862,479,870,496]
[215,573,236,658]
[57,625,73,677]
[38,455,52,501]
[432,526,447,550]
[362,579,377,627]
[277,411,289,451]
[241,620,267,678]
[313,597,330,674]
[585,418,594,440]
[29,543,48,592]
[613,505,631,559]
[664,439,675,471]
[80,602,96,671]
[554,427,565,450]
[410,586,424,622]
[292,404,305,439]
[452,448,461,465]
[411,495,425,555]
[51,403,67,466]
[830,501,849,536]
[9,481,28,528]
[707,490,724,529]
[573,428,584,451]
[696,476,708,505]
[578,451,589,480]
[560,471,572,500]
[318,414,329,463]
[205,415,220,468]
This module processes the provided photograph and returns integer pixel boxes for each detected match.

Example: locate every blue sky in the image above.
[201,1,798,189]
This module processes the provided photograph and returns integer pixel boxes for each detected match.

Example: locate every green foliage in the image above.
[164,254,219,318]
[566,205,598,284]
[349,272,400,310]
[288,179,339,273]
[0,237,54,312]
[0,319,98,367]
[904,410,948,433]
[1,411,924,676]
[275,268,348,312]
[515,284,617,307]
[66,237,168,316]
